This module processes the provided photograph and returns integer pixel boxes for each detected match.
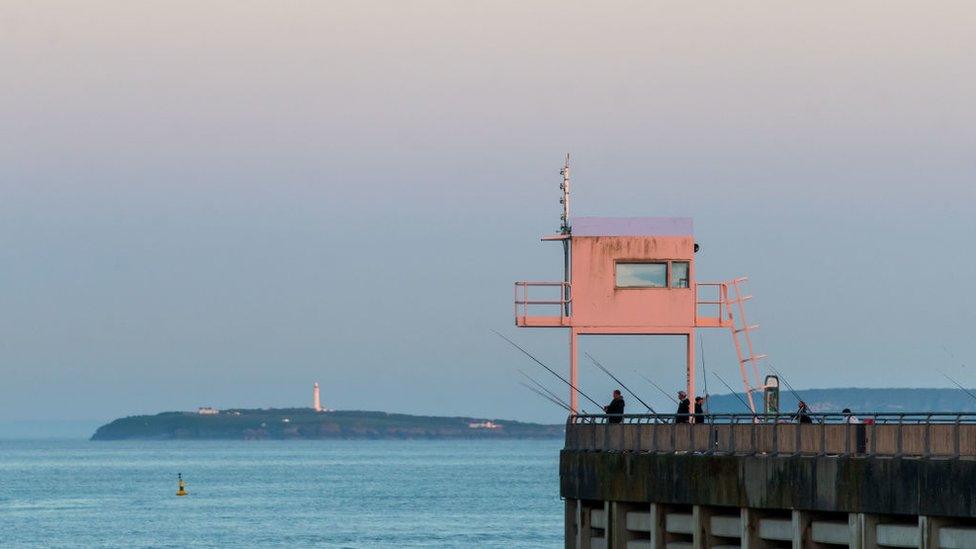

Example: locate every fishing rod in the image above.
[940,371,976,403]
[520,372,591,415]
[941,344,963,365]
[584,353,658,414]
[492,329,604,412]
[635,371,679,405]
[938,345,976,402]
[712,372,756,416]
[519,382,574,413]
[518,369,574,412]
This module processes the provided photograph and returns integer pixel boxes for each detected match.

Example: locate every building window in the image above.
[671,262,690,288]
[616,262,667,288]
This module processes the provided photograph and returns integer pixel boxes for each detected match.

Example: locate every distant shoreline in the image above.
[90,408,565,441]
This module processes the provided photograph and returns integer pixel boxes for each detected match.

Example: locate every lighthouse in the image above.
[312,382,322,412]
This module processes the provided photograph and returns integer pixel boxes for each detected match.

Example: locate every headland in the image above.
[90,408,563,440]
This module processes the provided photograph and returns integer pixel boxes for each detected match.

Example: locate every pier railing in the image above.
[565,413,976,459]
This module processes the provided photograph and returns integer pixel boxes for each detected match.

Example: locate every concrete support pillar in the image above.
[848,512,863,549]
[792,510,812,549]
[858,514,880,549]
[693,505,714,549]
[919,516,932,549]
[576,500,592,549]
[611,501,625,548]
[919,515,950,549]
[578,501,610,549]
[566,499,577,549]
[612,502,646,548]
[741,508,760,549]
[650,503,666,549]
[692,505,704,549]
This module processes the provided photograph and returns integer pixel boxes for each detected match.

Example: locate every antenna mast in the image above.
[559,154,571,317]
[559,154,571,234]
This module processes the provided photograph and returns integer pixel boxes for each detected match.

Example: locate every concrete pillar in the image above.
[576,500,593,549]
[611,501,624,548]
[650,503,666,549]
[792,510,812,549]
[858,514,880,549]
[612,502,648,548]
[919,516,932,549]
[741,508,760,549]
[692,505,706,549]
[919,515,951,549]
[566,499,577,549]
[848,512,863,549]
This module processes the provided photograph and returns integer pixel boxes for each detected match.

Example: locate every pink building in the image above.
[514,165,766,415]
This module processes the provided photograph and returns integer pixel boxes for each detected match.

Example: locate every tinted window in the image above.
[616,263,667,288]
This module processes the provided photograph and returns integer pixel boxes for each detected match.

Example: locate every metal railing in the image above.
[514,281,571,319]
[695,282,730,325]
[565,412,976,459]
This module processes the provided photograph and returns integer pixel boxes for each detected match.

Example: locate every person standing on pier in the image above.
[842,408,861,424]
[795,401,813,424]
[675,391,691,423]
[604,390,625,423]
[694,395,708,424]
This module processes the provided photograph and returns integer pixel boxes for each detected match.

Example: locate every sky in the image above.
[1,1,975,428]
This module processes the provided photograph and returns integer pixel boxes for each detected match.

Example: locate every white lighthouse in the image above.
[313,382,322,412]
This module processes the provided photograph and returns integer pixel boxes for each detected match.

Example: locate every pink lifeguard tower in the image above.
[513,159,767,415]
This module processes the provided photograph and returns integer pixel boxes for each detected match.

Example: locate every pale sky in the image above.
[1,1,975,426]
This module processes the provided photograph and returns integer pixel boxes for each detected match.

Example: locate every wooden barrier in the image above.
[566,421,976,458]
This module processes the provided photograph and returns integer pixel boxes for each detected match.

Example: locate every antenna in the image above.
[559,154,570,234]
[559,154,572,317]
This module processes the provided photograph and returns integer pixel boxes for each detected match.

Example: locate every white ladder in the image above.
[726,277,767,413]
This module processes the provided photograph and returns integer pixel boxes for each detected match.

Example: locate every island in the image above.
[91,408,565,440]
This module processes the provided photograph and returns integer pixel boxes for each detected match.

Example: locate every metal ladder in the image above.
[726,277,767,413]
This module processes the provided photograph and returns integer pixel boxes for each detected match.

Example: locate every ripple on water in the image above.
[0,439,563,548]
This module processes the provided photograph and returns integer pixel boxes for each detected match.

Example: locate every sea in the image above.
[0,438,564,548]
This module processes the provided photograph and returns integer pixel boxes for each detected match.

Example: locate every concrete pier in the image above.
[561,418,976,549]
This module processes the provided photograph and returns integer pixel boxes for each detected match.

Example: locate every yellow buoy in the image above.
[176,473,188,496]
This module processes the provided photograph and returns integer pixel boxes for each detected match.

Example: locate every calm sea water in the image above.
[0,439,564,548]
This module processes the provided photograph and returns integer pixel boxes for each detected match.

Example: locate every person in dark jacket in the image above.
[693,395,708,424]
[795,401,813,424]
[675,390,691,423]
[604,390,625,424]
